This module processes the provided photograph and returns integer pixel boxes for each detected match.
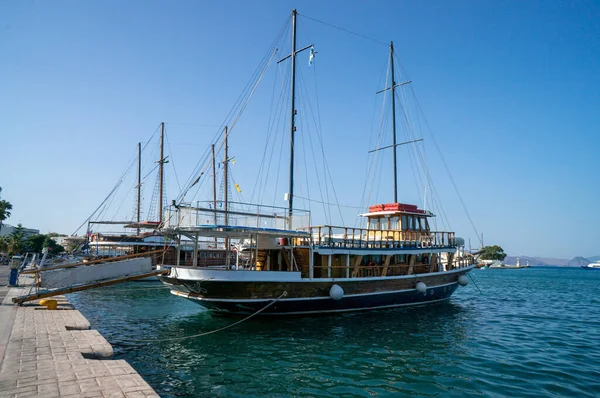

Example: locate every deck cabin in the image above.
[161,202,470,280]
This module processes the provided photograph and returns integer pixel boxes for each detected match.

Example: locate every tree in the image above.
[67,242,80,254]
[0,187,13,235]
[43,236,64,255]
[52,245,65,255]
[479,245,507,261]
[25,234,46,253]
[23,234,65,255]
[0,235,7,254]
[6,224,25,255]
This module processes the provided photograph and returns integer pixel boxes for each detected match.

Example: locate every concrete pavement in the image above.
[0,272,160,397]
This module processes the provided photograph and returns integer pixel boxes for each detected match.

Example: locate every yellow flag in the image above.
[234,183,242,193]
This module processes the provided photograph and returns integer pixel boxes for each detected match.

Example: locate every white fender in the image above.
[329,284,344,300]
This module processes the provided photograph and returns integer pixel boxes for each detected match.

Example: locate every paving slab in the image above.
[0,282,159,397]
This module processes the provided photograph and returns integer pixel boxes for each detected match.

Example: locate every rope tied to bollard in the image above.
[113,291,288,343]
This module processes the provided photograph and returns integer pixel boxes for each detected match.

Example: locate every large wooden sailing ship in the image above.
[157,10,475,315]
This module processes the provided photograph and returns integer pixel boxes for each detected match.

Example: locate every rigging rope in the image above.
[180,47,280,204]
[294,195,362,209]
[179,17,290,204]
[73,123,163,235]
[299,13,388,46]
[164,125,182,194]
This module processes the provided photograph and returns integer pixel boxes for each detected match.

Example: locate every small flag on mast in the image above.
[234,183,242,193]
[308,46,317,66]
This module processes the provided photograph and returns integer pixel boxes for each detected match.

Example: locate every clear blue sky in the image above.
[1,0,599,259]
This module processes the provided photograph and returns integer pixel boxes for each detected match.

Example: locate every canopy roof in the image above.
[164,224,310,239]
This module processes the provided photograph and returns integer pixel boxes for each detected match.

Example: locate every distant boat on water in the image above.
[581,261,600,270]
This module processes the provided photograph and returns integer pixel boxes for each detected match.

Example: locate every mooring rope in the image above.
[113,291,288,343]
[468,273,482,294]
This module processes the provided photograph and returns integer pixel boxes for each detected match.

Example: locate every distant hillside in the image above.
[503,255,600,266]
[504,256,569,266]
[568,257,591,267]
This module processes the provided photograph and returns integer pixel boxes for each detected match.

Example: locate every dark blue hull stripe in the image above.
[177,283,459,315]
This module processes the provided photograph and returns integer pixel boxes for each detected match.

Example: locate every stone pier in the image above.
[0,267,159,397]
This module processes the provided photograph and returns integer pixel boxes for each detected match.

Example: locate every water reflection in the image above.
[67,269,600,397]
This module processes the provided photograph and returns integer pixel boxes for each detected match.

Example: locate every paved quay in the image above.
[0,266,160,397]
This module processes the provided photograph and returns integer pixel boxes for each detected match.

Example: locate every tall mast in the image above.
[390,41,398,203]
[212,144,217,245]
[223,126,229,265]
[211,144,217,225]
[158,122,165,224]
[288,9,297,226]
[136,142,141,235]
[223,126,228,227]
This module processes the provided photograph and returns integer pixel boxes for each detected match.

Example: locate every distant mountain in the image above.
[503,255,600,267]
[568,257,591,267]
[504,256,569,266]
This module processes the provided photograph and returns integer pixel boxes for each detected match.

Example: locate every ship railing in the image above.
[302,225,456,249]
[163,202,310,232]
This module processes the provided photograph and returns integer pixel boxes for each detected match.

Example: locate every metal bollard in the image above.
[8,256,20,286]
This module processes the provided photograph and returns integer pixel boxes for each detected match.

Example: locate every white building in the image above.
[0,224,40,238]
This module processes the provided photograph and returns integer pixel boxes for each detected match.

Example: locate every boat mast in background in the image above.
[136,142,142,236]
[158,122,165,224]
[224,126,229,262]
[288,9,298,226]
[223,126,229,228]
[390,41,398,203]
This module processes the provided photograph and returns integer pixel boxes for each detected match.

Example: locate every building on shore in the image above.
[0,224,40,238]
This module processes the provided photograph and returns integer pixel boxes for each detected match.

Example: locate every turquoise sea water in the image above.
[68,267,600,397]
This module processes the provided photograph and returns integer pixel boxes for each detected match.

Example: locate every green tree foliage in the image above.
[43,236,64,255]
[23,234,65,255]
[479,245,507,261]
[67,242,80,254]
[0,187,13,234]
[25,234,47,253]
[0,235,7,253]
[6,224,25,255]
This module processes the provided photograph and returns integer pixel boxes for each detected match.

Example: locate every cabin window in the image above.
[390,216,399,230]
[396,254,407,263]
[380,217,389,231]
[408,216,414,230]
[410,217,419,231]
[401,215,407,230]
[369,218,378,230]
[416,218,422,231]
[416,254,423,263]
[200,252,206,258]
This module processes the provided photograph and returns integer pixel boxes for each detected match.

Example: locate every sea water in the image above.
[68,267,600,397]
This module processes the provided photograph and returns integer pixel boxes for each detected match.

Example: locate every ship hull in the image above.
[158,266,473,316]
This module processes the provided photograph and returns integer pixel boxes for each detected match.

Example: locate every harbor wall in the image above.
[0,279,159,397]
